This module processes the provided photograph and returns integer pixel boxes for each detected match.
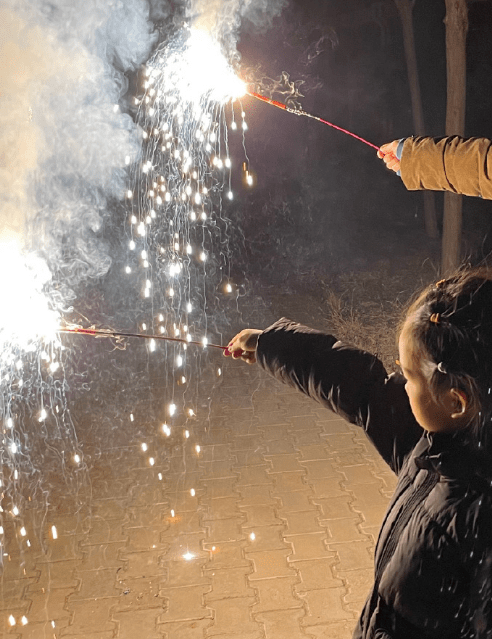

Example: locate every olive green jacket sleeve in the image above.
[400,136,492,199]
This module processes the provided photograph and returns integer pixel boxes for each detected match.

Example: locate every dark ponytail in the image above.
[404,268,492,448]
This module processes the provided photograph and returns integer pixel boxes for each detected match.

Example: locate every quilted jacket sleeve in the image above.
[256,318,422,475]
[400,136,492,199]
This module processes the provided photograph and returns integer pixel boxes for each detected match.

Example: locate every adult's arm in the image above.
[256,318,422,475]
[400,136,492,199]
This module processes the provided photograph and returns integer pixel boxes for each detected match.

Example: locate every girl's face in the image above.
[398,328,457,433]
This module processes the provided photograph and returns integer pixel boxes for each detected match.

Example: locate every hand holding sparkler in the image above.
[378,140,401,173]
[224,328,262,364]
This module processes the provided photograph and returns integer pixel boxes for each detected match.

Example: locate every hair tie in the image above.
[430,313,440,324]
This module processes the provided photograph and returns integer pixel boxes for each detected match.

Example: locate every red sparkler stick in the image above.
[247,90,383,153]
[58,326,227,351]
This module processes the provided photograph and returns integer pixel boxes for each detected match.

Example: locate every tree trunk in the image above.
[442,0,469,276]
[394,0,438,239]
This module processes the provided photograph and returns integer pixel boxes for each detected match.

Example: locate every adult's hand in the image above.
[378,140,401,173]
[223,328,262,364]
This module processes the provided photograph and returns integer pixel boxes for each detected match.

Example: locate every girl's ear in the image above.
[449,388,468,419]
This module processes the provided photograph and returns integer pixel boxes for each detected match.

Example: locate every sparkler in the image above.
[247,90,383,153]
[58,325,227,350]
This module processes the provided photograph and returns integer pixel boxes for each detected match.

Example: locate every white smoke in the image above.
[0,0,158,287]
[189,0,287,59]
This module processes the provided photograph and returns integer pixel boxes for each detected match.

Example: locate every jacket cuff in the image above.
[396,138,405,177]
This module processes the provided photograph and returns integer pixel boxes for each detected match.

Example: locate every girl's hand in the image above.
[224,329,262,364]
[378,140,401,173]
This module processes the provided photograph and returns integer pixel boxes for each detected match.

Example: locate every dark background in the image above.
[221,0,492,286]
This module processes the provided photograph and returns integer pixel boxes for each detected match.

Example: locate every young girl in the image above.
[225,268,492,639]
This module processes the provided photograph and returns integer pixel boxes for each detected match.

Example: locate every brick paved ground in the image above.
[1,297,398,639]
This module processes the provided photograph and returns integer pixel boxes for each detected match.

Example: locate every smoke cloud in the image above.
[189,0,287,59]
[0,0,157,294]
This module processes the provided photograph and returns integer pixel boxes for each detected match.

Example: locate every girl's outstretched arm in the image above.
[254,317,422,475]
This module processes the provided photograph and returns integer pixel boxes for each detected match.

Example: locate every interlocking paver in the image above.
[299,587,354,624]
[158,584,212,621]
[25,587,74,623]
[161,619,212,639]
[297,444,332,460]
[255,609,308,639]
[205,597,260,637]
[324,518,369,544]
[113,608,165,639]
[234,448,269,467]
[237,484,279,506]
[242,526,290,552]
[295,559,343,591]
[162,559,210,588]
[276,490,317,513]
[235,466,275,487]
[204,567,255,601]
[264,439,299,454]
[199,461,238,478]
[321,433,360,451]
[293,430,326,445]
[203,541,251,569]
[299,460,341,480]
[286,533,335,563]
[201,497,242,520]
[62,598,117,635]
[339,568,374,605]
[119,550,167,579]
[312,495,355,520]
[264,454,302,473]
[124,526,170,552]
[70,567,120,600]
[306,621,355,639]
[127,505,169,528]
[114,576,167,610]
[239,504,283,527]
[252,576,303,612]
[202,477,239,498]
[271,471,307,492]
[248,549,295,579]
[280,511,324,535]
[206,517,246,542]
[328,541,374,571]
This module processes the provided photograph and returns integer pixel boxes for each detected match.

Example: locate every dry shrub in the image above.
[320,259,438,372]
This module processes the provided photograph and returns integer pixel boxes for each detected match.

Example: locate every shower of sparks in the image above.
[124,23,249,498]
[0,27,247,588]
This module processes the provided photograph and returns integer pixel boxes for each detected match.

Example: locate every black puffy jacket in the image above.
[257,318,492,639]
